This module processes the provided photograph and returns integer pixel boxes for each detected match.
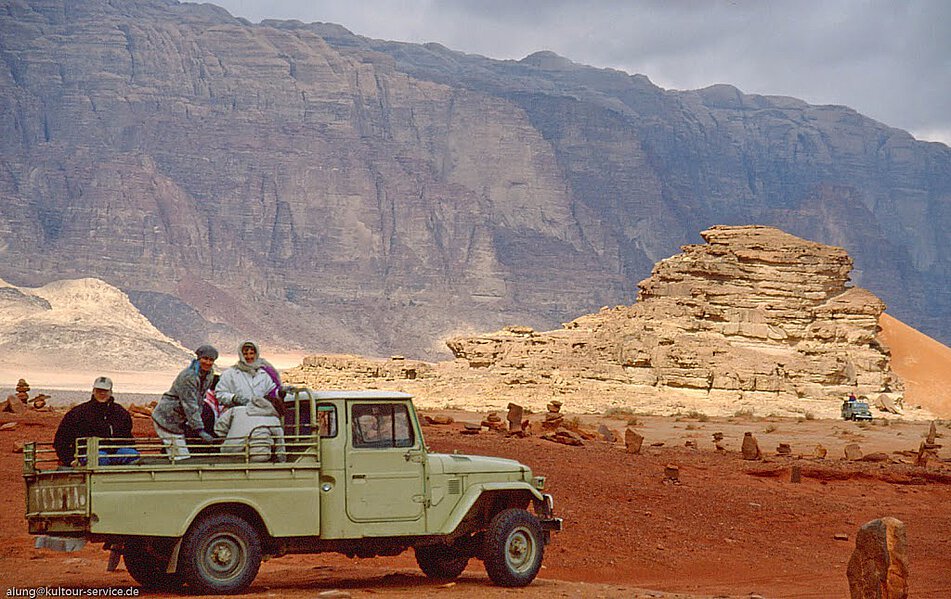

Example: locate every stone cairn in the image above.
[916,421,942,467]
[542,400,563,430]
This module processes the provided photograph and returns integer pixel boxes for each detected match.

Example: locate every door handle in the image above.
[352,473,366,479]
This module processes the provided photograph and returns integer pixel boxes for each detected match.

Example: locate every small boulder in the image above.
[846,517,908,599]
[625,428,644,454]
[844,444,863,461]
[741,432,761,460]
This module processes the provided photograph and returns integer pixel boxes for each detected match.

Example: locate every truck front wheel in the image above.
[415,544,470,580]
[179,513,262,594]
[482,508,544,587]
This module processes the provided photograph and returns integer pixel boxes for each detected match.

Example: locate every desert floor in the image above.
[2,404,950,598]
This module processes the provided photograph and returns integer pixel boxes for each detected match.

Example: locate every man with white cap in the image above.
[152,345,219,460]
[53,376,137,466]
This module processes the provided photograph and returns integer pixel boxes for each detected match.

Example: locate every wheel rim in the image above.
[201,532,246,580]
[504,526,536,573]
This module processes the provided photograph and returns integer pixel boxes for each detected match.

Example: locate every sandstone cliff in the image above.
[0,1,948,358]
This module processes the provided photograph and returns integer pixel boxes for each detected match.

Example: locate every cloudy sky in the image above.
[209,0,950,145]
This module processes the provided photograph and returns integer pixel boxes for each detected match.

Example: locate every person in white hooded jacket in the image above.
[214,394,287,463]
[216,341,281,410]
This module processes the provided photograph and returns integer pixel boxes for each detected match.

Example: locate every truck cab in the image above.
[24,389,560,593]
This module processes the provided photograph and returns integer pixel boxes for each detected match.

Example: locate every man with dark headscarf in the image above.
[151,345,218,460]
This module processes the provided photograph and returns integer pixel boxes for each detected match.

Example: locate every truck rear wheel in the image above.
[482,508,544,587]
[179,512,262,594]
[414,544,470,580]
[123,539,183,591]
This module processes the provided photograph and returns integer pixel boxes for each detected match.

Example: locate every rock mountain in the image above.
[0,277,190,371]
[1,0,948,357]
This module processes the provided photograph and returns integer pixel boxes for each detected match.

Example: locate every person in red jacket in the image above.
[53,376,138,467]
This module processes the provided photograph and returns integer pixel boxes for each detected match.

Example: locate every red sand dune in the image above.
[880,312,951,418]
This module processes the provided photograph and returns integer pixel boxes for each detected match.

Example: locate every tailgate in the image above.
[24,442,91,534]
[25,471,90,534]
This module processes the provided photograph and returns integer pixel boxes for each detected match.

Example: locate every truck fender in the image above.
[172,498,273,539]
[440,482,544,536]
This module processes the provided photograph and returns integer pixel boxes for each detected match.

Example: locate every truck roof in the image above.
[286,389,413,401]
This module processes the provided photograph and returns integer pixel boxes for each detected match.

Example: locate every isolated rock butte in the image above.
[445,226,901,403]
[285,226,905,415]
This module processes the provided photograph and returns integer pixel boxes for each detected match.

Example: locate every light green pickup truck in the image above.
[24,390,561,594]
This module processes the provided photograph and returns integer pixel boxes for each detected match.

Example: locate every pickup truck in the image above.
[841,399,874,421]
[24,390,561,594]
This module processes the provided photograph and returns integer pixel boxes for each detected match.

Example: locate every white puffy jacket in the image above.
[214,395,286,463]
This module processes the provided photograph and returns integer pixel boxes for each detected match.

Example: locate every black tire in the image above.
[178,513,262,594]
[482,508,544,587]
[414,544,470,580]
[123,539,184,591]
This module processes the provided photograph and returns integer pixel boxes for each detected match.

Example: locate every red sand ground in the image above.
[1,409,950,598]
[2,314,950,597]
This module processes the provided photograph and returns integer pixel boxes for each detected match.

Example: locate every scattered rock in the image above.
[663,464,680,483]
[506,403,524,432]
[834,533,850,541]
[1,395,26,414]
[13,441,26,453]
[423,415,453,425]
[546,400,562,414]
[861,452,889,463]
[684,440,698,449]
[926,421,937,445]
[915,440,939,468]
[776,443,792,456]
[712,432,724,442]
[460,423,482,435]
[815,444,828,459]
[790,465,802,483]
[844,444,863,461]
[846,517,908,599]
[541,429,583,447]
[741,432,761,460]
[0,422,17,431]
[598,424,618,443]
[625,428,644,454]
[31,394,50,409]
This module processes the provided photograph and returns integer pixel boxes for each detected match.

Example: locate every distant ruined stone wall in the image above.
[445,226,901,403]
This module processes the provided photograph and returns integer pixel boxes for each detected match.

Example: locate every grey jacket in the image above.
[152,361,215,435]
[214,395,286,463]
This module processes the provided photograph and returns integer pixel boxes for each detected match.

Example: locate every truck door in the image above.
[345,402,425,522]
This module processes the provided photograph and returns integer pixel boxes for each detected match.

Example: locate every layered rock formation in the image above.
[446,226,900,403]
[0,1,948,357]
[285,226,918,417]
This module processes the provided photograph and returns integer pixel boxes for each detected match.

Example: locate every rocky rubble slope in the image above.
[287,226,913,417]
